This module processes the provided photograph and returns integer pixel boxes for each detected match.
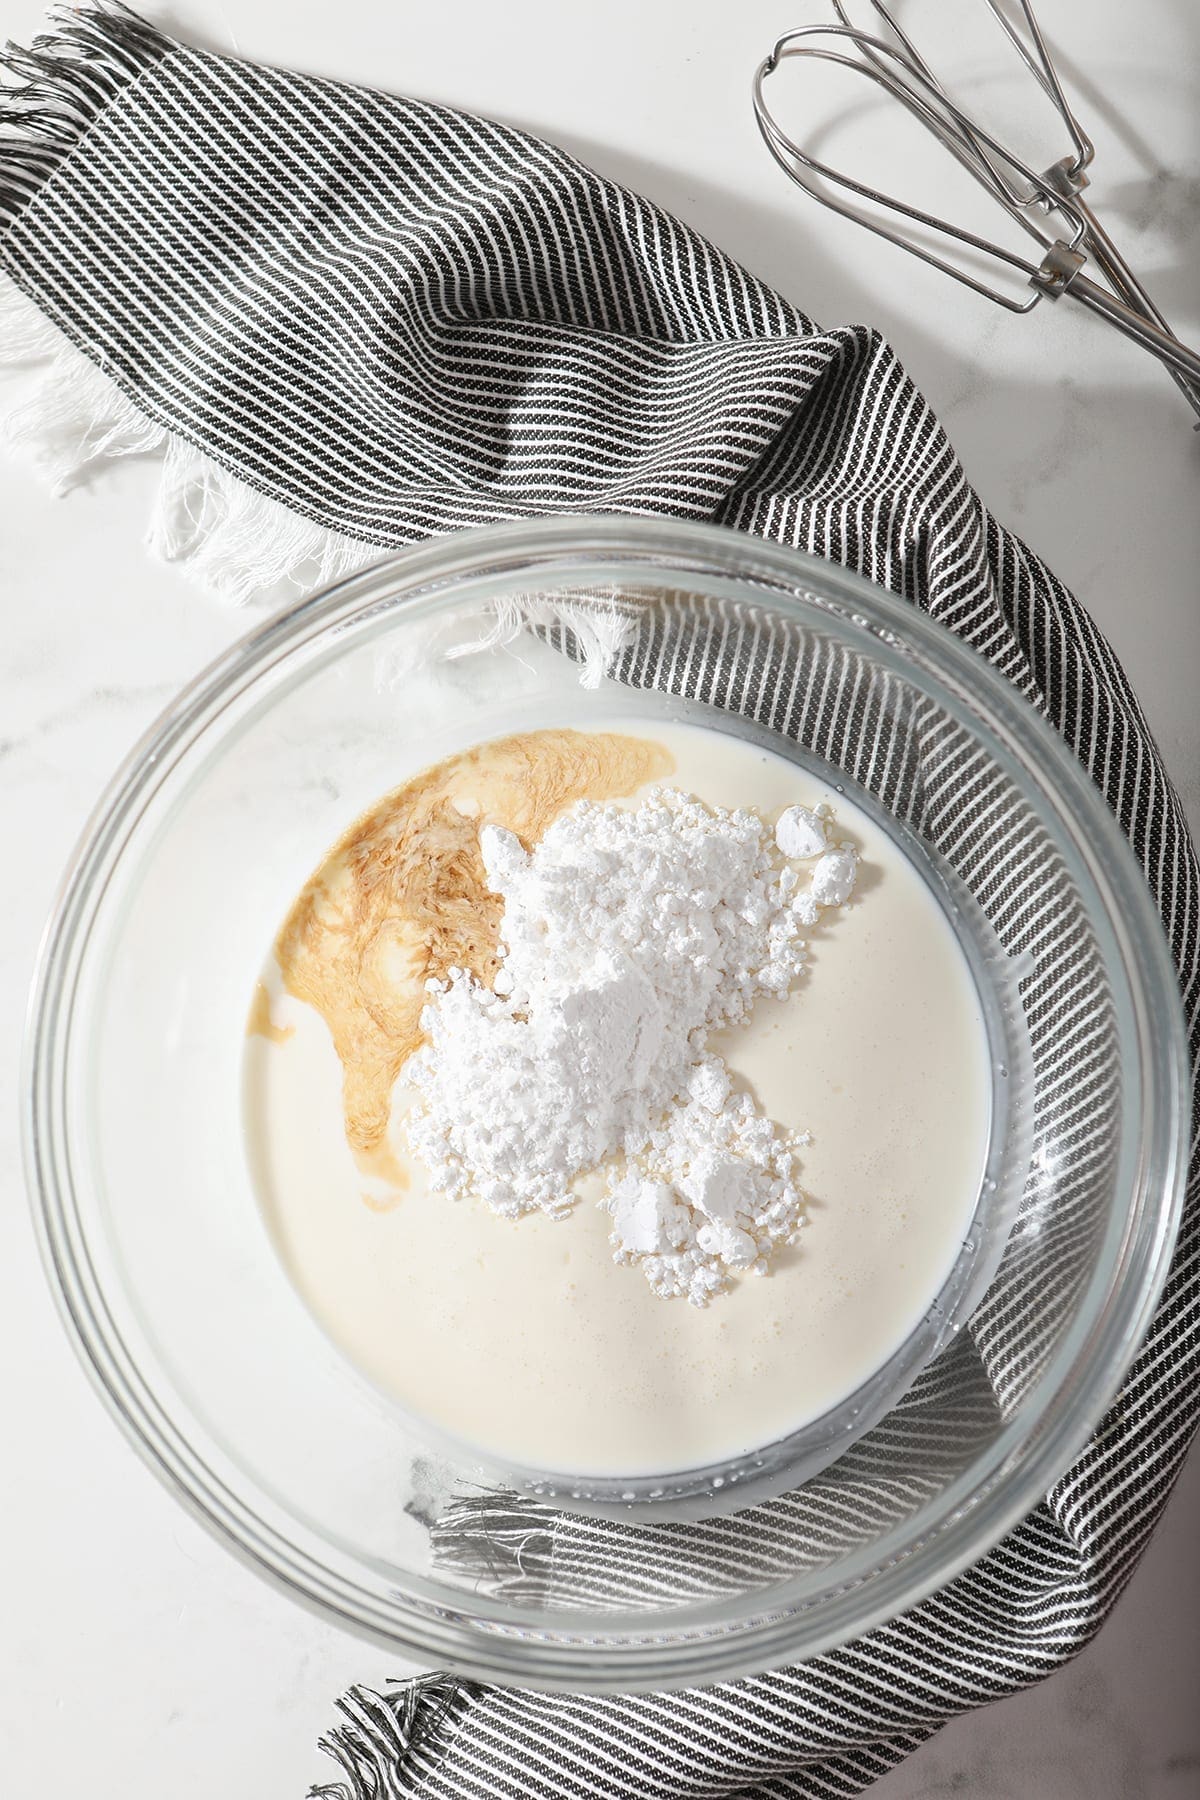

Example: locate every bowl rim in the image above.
[23,515,1190,1689]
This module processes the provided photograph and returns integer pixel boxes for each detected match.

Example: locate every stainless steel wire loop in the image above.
[753,3,1200,423]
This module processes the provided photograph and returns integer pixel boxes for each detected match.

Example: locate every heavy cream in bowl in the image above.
[35,520,1185,1684]
[244,718,995,1486]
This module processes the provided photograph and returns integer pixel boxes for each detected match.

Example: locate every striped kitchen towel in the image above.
[2,6,1196,1798]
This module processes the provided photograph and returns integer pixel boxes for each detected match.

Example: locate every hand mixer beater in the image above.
[753,0,1200,424]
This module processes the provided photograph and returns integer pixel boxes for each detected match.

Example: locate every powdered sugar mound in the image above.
[606,1056,811,1304]
[404,786,858,1302]
[811,847,858,906]
[775,804,827,860]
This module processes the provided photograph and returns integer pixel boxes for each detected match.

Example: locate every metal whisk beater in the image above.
[752,1,1200,425]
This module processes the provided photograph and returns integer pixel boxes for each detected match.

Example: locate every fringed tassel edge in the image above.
[425,1492,558,1597]
[445,591,642,689]
[1,2,174,229]
[0,264,652,641]
[310,1673,477,1800]
[0,270,381,602]
[0,258,645,650]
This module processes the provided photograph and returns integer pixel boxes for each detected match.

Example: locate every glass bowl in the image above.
[24,517,1188,1691]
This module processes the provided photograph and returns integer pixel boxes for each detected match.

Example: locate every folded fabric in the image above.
[2,8,1196,1799]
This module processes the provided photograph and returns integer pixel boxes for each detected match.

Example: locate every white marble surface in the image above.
[2,1,1198,1794]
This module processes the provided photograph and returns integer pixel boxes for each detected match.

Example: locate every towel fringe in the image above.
[0,274,654,659]
[0,270,379,602]
[310,1673,476,1800]
[427,1494,558,1599]
[0,2,174,228]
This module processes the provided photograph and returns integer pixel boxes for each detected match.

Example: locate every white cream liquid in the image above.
[244,721,991,1476]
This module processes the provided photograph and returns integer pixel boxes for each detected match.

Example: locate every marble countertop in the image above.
[2,1,1197,1793]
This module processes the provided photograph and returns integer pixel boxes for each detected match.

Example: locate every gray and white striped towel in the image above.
[2,7,1196,1797]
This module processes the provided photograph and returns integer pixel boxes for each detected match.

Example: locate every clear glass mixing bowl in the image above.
[24,518,1188,1690]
